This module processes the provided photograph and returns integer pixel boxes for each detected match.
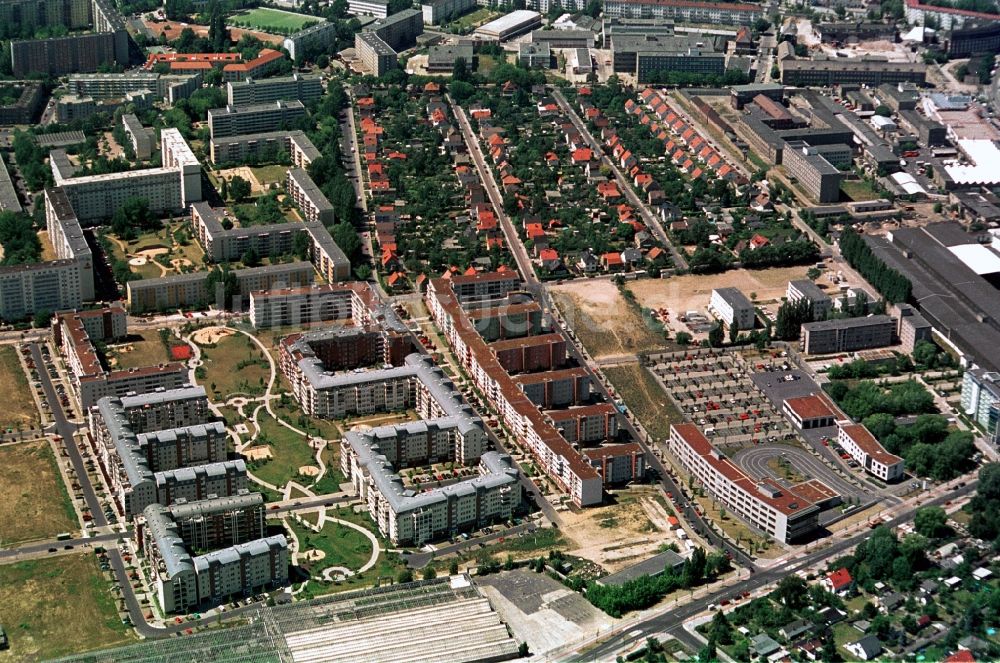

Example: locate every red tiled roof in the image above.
[827,568,853,591]
[784,394,835,420]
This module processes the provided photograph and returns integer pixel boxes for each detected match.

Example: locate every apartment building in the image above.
[779,59,927,87]
[345,442,519,545]
[152,493,265,552]
[68,71,201,104]
[54,307,189,409]
[190,201,348,281]
[961,366,1000,441]
[489,333,566,373]
[897,304,932,353]
[90,392,246,518]
[547,403,619,444]
[286,167,335,225]
[422,0,476,24]
[709,287,755,330]
[58,165,185,224]
[801,315,896,354]
[904,0,1000,30]
[161,128,202,208]
[207,100,306,140]
[44,187,94,300]
[2,256,82,318]
[227,73,322,107]
[584,442,645,485]
[0,0,92,33]
[0,82,44,125]
[280,338,432,418]
[121,113,152,160]
[668,423,820,542]
[248,280,407,332]
[782,141,845,203]
[117,386,211,433]
[141,500,287,613]
[837,423,905,481]
[355,32,398,77]
[283,20,339,61]
[603,0,763,25]
[786,279,832,320]
[125,262,314,314]
[348,0,390,17]
[209,130,320,167]
[513,367,591,409]
[369,8,423,51]
[221,49,285,82]
[611,33,725,82]
[428,276,642,507]
[9,0,128,76]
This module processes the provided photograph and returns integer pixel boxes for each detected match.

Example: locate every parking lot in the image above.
[647,349,794,447]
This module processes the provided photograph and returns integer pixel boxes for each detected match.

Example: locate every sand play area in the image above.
[302,549,326,562]
[192,327,236,345]
[217,166,266,195]
[298,466,320,477]
[244,446,273,461]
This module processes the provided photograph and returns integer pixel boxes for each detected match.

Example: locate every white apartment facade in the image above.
[709,287,755,330]
[837,422,905,482]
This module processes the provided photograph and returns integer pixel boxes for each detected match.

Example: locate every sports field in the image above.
[230,7,318,33]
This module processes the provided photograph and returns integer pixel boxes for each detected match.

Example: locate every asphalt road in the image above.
[573,481,978,662]
[551,88,687,270]
[30,342,108,528]
[0,531,119,561]
[732,444,869,500]
[449,95,537,286]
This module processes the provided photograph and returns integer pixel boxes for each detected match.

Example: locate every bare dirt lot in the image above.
[550,280,667,359]
[560,487,683,572]
[628,266,811,314]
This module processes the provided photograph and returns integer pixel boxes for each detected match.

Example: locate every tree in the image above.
[676,331,692,346]
[449,560,459,575]
[914,506,950,538]
[111,197,153,240]
[518,642,529,657]
[708,324,724,348]
[240,247,260,268]
[874,105,892,117]
[708,610,734,645]
[729,320,740,344]
[422,567,437,580]
[316,54,330,69]
[452,57,469,82]
[33,308,51,328]
[775,575,808,609]
[229,175,251,201]
[969,464,1000,544]
[397,569,414,584]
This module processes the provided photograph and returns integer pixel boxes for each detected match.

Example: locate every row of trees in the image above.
[586,548,731,617]
[774,298,813,341]
[111,197,160,241]
[839,227,911,303]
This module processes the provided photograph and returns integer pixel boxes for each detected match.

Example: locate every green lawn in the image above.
[230,7,318,33]
[0,345,37,431]
[446,7,498,29]
[840,178,880,202]
[290,519,375,574]
[251,164,290,185]
[195,332,270,400]
[0,555,132,660]
[271,398,343,441]
[246,414,319,488]
[107,331,171,370]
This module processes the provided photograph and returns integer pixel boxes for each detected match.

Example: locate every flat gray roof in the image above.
[802,314,894,331]
[598,550,685,586]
